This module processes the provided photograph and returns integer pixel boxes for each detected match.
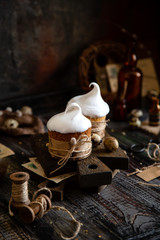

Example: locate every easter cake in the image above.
[47,103,92,162]
[67,82,110,138]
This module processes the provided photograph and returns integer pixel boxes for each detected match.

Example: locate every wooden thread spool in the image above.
[19,188,52,224]
[16,187,81,239]
[10,172,30,211]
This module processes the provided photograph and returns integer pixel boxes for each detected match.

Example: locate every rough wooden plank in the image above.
[77,154,112,188]
[1,112,160,239]
[93,145,129,170]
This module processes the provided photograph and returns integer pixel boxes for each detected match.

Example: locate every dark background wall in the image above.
[0,0,159,102]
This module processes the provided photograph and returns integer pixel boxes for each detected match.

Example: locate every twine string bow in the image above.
[48,134,92,175]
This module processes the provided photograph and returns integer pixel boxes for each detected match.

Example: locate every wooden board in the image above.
[1,113,160,239]
[93,145,129,170]
[77,154,112,188]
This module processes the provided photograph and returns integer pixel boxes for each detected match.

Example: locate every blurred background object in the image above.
[0,158,8,178]
[0,0,159,115]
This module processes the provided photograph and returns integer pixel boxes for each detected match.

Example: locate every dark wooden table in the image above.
[0,93,160,240]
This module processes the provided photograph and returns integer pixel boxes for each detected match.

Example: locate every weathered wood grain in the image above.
[77,154,112,188]
[0,109,160,239]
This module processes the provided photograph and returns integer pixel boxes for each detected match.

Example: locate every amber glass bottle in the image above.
[118,42,143,113]
[113,80,127,121]
[149,97,160,126]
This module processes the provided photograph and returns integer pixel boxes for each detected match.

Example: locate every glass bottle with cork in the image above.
[117,41,143,113]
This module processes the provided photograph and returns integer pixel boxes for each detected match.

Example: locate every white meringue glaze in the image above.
[67,82,110,118]
[47,103,91,133]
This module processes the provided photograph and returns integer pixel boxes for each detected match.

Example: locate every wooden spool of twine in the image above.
[19,187,81,240]
[9,171,30,216]
[19,188,81,239]
[18,187,53,224]
[9,172,81,240]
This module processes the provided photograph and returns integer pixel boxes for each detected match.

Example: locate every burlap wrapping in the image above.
[48,134,92,162]
[91,120,107,138]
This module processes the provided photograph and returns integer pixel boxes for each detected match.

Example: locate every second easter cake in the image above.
[67,82,110,138]
[47,103,92,162]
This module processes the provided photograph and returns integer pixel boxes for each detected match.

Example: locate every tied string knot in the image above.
[57,134,91,165]
[48,134,92,175]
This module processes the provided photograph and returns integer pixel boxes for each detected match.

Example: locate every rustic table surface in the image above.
[0,93,160,240]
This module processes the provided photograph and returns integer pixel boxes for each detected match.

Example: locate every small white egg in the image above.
[4,119,19,129]
[16,110,22,117]
[21,106,33,115]
[6,107,12,112]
